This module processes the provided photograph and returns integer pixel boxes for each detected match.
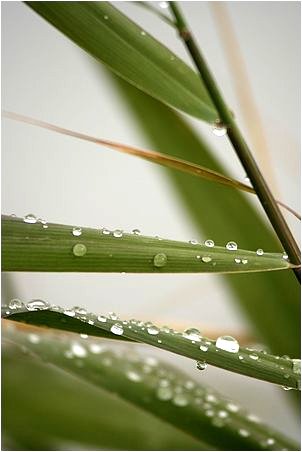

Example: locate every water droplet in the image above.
[126,370,142,382]
[28,333,40,344]
[24,213,37,224]
[72,227,82,237]
[238,354,244,360]
[157,386,173,401]
[90,343,104,354]
[140,30,146,36]
[80,334,88,339]
[108,312,118,320]
[73,243,87,257]
[132,229,141,235]
[205,409,214,417]
[183,328,201,342]
[244,176,251,183]
[147,325,160,335]
[173,394,189,407]
[196,360,207,371]
[199,344,209,352]
[201,256,212,263]
[102,228,111,235]
[282,386,292,391]
[212,120,227,137]
[64,309,75,317]
[71,343,87,358]
[234,258,241,264]
[283,253,288,260]
[74,306,87,316]
[26,299,49,311]
[153,253,167,268]
[216,335,239,353]
[144,356,158,367]
[189,239,198,245]
[205,394,217,403]
[113,229,123,238]
[159,1,168,8]
[205,239,215,247]
[226,403,239,412]
[218,410,228,418]
[239,429,250,437]
[249,353,259,360]
[110,323,124,336]
[226,241,238,251]
[266,438,275,446]
[256,248,264,256]
[8,299,23,310]
[247,413,260,423]
[242,259,248,264]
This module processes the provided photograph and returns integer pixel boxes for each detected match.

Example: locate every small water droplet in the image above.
[216,335,239,353]
[26,299,49,311]
[247,413,260,423]
[80,334,88,339]
[173,394,189,407]
[24,213,37,224]
[234,258,241,264]
[242,259,248,264]
[205,239,215,247]
[282,386,292,391]
[64,309,75,317]
[205,409,214,417]
[72,243,87,257]
[196,360,207,371]
[256,248,264,256]
[199,344,209,352]
[238,354,244,360]
[157,386,173,401]
[183,328,201,342]
[8,299,24,310]
[159,1,168,8]
[28,333,40,344]
[102,228,110,235]
[266,438,275,446]
[226,241,238,251]
[239,429,250,437]
[71,343,87,358]
[249,353,259,360]
[218,410,228,418]
[189,239,198,245]
[113,229,123,238]
[72,227,82,237]
[226,403,239,412]
[132,229,141,235]
[126,370,142,382]
[153,253,167,268]
[108,312,118,320]
[140,30,146,36]
[89,343,105,354]
[201,256,212,263]
[283,253,289,260]
[244,176,251,183]
[147,325,160,335]
[212,120,227,137]
[110,323,124,335]
[73,306,87,316]
[205,394,217,403]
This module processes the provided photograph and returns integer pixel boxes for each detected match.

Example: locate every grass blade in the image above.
[3,110,299,220]
[25,1,216,122]
[2,306,300,390]
[2,216,293,274]
[3,324,300,450]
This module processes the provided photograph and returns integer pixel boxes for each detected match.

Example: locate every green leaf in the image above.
[25,1,216,122]
[3,335,205,451]
[2,216,292,274]
[109,76,301,358]
[3,324,299,450]
[2,307,300,390]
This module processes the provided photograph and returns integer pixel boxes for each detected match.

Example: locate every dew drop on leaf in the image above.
[147,325,160,335]
[153,253,167,268]
[226,241,238,251]
[72,243,87,257]
[26,299,50,311]
[216,335,239,353]
[212,120,227,137]
[256,248,264,256]
[8,299,23,310]
[24,213,37,224]
[110,323,124,335]
[205,239,215,247]
[196,360,207,371]
[72,227,82,237]
[183,328,201,341]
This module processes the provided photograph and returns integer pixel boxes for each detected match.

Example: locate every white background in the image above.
[2,1,300,441]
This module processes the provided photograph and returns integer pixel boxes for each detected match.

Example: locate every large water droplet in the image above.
[205,239,215,247]
[196,360,207,371]
[71,342,87,358]
[73,243,87,257]
[24,213,37,224]
[153,253,167,268]
[215,335,239,353]
[256,248,264,256]
[72,227,82,237]
[26,299,49,311]
[183,328,201,342]
[226,241,238,251]
[147,325,160,335]
[110,323,124,335]
[212,120,227,137]
[8,299,24,310]
[113,229,123,238]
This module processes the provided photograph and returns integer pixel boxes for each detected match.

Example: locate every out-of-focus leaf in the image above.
[110,76,300,357]
[3,324,299,451]
[25,1,216,122]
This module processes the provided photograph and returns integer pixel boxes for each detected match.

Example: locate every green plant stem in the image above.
[169,1,301,283]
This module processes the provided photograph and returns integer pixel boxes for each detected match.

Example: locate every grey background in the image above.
[2,1,300,441]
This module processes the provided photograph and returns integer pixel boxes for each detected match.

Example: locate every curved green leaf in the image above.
[2,216,292,274]
[25,1,216,122]
[2,306,300,390]
[3,325,299,451]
